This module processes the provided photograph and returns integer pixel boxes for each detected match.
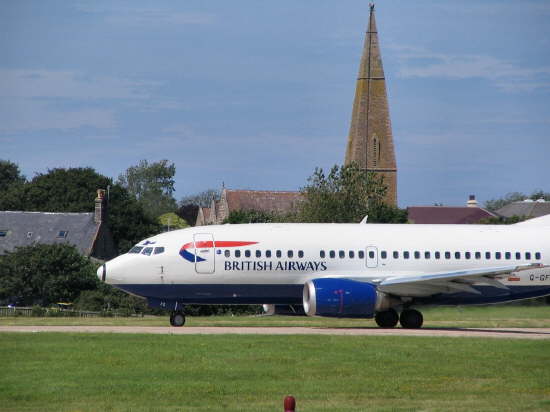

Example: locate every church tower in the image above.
[345,4,397,206]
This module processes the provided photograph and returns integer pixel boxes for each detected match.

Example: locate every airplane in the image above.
[98,214,550,328]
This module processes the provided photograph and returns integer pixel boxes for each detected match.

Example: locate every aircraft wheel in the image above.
[399,309,423,329]
[374,308,399,328]
[170,311,186,327]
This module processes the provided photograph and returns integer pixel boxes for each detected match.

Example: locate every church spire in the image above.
[344,3,397,206]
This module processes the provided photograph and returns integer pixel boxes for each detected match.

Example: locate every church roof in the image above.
[407,206,496,224]
[0,211,99,255]
[224,189,303,214]
[496,201,550,219]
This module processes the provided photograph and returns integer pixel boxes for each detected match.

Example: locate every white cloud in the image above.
[392,46,550,92]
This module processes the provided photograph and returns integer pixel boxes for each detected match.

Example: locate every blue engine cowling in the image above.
[303,278,378,318]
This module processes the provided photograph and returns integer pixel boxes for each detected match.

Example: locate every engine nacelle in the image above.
[262,304,306,316]
[303,278,380,318]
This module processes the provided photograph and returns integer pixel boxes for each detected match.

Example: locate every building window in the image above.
[256,250,261,258]
[288,250,294,258]
[266,250,272,258]
[298,250,304,258]
[57,230,68,239]
[330,251,336,259]
[339,250,345,259]
[381,251,387,259]
[320,250,325,258]
[225,250,230,258]
[276,250,282,258]
[358,251,365,259]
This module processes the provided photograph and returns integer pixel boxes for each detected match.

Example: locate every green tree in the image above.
[158,212,188,231]
[485,191,550,212]
[0,244,98,306]
[179,189,219,207]
[297,164,407,223]
[117,159,177,219]
[0,159,25,192]
[223,209,283,224]
[0,167,161,254]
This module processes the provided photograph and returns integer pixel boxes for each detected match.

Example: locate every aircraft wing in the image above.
[376,263,543,297]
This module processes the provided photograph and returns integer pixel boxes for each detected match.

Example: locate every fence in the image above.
[0,306,130,318]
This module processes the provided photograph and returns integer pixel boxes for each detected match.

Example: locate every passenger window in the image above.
[454,252,460,259]
[425,251,430,259]
[339,250,345,259]
[525,252,531,260]
[358,251,365,259]
[393,251,399,259]
[320,250,325,258]
[276,250,282,258]
[235,250,241,258]
[475,252,481,260]
[288,250,293,258]
[414,251,420,259]
[535,252,542,260]
[435,251,441,259]
[496,252,501,260]
[515,252,521,260]
[505,252,511,260]
[154,247,165,255]
[298,250,304,258]
[142,247,153,256]
[349,251,355,259]
[465,252,471,260]
[368,251,375,259]
[445,252,451,259]
[266,250,272,258]
[404,251,410,259]
[381,251,387,259]
[245,250,251,258]
[224,250,230,258]
[485,252,491,259]
[256,250,261,258]
[330,250,336,258]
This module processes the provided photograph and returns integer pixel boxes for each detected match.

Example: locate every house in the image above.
[195,188,303,226]
[0,190,117,262]
[496,199,550,220]
[407,195,496,224]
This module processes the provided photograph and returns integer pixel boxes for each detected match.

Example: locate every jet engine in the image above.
[303,278,397,318]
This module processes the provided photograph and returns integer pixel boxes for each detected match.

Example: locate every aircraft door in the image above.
[194,233,215,274]
[366,246,378,268]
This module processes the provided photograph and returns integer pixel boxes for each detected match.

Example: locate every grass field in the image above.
[1,304,549,328]
[1,332,549,412]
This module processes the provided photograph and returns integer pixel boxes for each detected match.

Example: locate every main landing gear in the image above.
[169,310,186,327]
[374,308,424,329]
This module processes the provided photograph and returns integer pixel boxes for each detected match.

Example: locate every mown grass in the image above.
[1,304,549,328]
[0,332,549,411]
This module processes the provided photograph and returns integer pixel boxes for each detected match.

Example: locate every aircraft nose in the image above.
[97,264,106,282]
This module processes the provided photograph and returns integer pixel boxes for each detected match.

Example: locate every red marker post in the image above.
[284,396,296,412]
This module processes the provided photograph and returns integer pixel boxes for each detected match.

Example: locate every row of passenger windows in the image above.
[224,249,304,259]
[320,250,542,261]
[129,246,165,256]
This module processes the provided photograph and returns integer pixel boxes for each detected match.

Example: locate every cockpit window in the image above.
[129,246,144,254]
[142,247,153,256]
[153,247,165,255]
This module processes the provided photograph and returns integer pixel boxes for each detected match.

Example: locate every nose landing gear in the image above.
[169,310,186,327]
[374,308,424,329]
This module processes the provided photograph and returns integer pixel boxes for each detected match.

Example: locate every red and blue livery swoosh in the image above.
[180,241,258,263]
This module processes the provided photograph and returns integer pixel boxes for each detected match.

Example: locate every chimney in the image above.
[95,189,107,224]
[467,194,478,208]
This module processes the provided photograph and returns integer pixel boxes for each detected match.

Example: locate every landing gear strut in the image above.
[170,310,186,327]
[399,309,423,329]
[374,308,399,328]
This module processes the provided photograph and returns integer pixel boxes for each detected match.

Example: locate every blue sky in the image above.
[1,0,549,208]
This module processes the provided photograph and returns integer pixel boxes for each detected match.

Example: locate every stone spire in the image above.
[344,3,397,206]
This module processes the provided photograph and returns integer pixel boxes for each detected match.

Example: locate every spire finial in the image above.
[369,2,375,12]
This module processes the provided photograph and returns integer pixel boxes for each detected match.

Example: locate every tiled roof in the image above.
[0,211,99,255]
[225,189,303,214]
[407,207,496,224]
[496,201,550,218]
